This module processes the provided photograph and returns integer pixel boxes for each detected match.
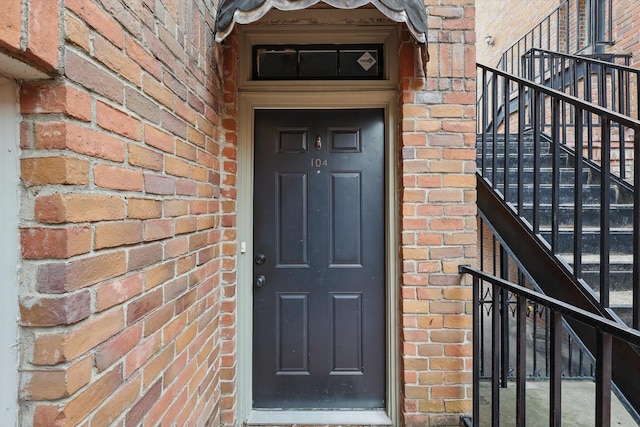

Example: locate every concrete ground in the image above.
[479,380,639,426]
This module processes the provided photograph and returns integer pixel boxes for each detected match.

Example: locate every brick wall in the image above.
[1,0,478,425]
[6,0,230,425]
[476,0,561,66]
[398,0,477,424]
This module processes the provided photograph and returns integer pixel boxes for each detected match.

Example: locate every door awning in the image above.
[214,0,429,64]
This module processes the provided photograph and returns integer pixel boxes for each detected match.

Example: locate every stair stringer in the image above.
[478,175,640,414]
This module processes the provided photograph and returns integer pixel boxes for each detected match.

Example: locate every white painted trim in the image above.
[237,88,399,425]
[247,409,392,425]
[0,78,20,426]
[238,20,398,91]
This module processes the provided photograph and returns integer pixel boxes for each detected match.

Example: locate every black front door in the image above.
[253,109,386,409]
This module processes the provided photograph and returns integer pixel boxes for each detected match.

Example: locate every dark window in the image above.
[253,45,383,80]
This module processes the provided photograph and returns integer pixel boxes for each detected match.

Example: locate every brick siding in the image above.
[1,0,476,426]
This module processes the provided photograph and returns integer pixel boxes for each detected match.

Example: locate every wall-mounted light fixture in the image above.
[485,35,494,46]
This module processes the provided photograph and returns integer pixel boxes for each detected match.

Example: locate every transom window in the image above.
[252,44,384,80]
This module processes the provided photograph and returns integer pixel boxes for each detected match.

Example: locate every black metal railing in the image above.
[498,0,614,76]
[522,48,638,119]
[476,220,597,385]
[460,260,640,426]
[477,63,640,327]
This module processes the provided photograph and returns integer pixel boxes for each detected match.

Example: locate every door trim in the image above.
[237,91,399,425]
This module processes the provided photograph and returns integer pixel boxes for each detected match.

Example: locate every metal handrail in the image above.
[460,264,640,426]
[460,266,640,345]
[498,0,615,73]
[522,48,638,122]
[477,62,640,330]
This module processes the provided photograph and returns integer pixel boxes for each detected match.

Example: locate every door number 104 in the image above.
[310,158,328,168]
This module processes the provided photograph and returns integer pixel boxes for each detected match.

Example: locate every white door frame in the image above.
[0,77,20,426]
[234,18,401,426]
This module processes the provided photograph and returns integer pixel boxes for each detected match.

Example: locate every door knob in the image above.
[255,254,266,265]
[255,275,267,288]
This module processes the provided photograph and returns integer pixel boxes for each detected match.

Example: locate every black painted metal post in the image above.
[473,275,480,427]
[600,119,611,308]
[633,130,640,329]
[516,278,527,426]
[491,283,501,427]
[595,329,612,427]
[573,107,584,280]
[549,310,562,426]
[500,245,509,389]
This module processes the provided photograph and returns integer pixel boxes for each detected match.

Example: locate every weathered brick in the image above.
[21,156,90,186]
[21,83,92,121]
[65,49,124,103]
[0,0,22,51]
[125,379,162,427]
[126,288,163,325]
[25,0,60,68]
[20,226,91,259]
[94,164,144,191]
[91,374,141,426]
[93,34,141,85]
[128,143,163,171]
[66,0,124,48]
[35,121,126,162]
[20,290,91,327]
[35,193,125,224]
[96,273,144,312]
[127,198,162,219]
[37,251,127,293]
[94,221,143,249]
[95,323,143,372]
[128,242,163,271]
[20,356,92,400]
[33,308,125,365]
[96,101,143,140]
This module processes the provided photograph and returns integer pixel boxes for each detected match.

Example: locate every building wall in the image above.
[398,1,477,423]
[476,0,562,66]
[2,0,230,425]
[0,0,477,426]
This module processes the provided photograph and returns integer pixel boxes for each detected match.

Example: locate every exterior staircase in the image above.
[479,133,635,324]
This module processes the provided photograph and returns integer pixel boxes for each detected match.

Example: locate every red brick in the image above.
[144,218,174,241]
[144,125,175,154]
[128,242,163,270]
[97,101,142,140]
[20,226,91,259]
[0,0,22,51]
[21,83,92,121]
[127,198,162,219]
[91,374,141,426]
[65,49,124,103]
[144,173,176,195]
[65,12,90,52]
[96,273,144,312]
[128,143,163,171]
[95,323,143,372]
[21,156,89,186]
[126,288,163,325]
[125,379,162,427]
[33,308,125,365]
[35,121,126,162]
[126,35,161,79]
[20,290,91,327]
[66,0,124,48]
[94,164,144,191]
[20,356,92,401]
[35,193,125,223]
[37,251,127,293]
[60,364,124,425]
[93,35,141,85]
[124,331,161,376]
[94,221,143,249]
[25,0,60,69]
